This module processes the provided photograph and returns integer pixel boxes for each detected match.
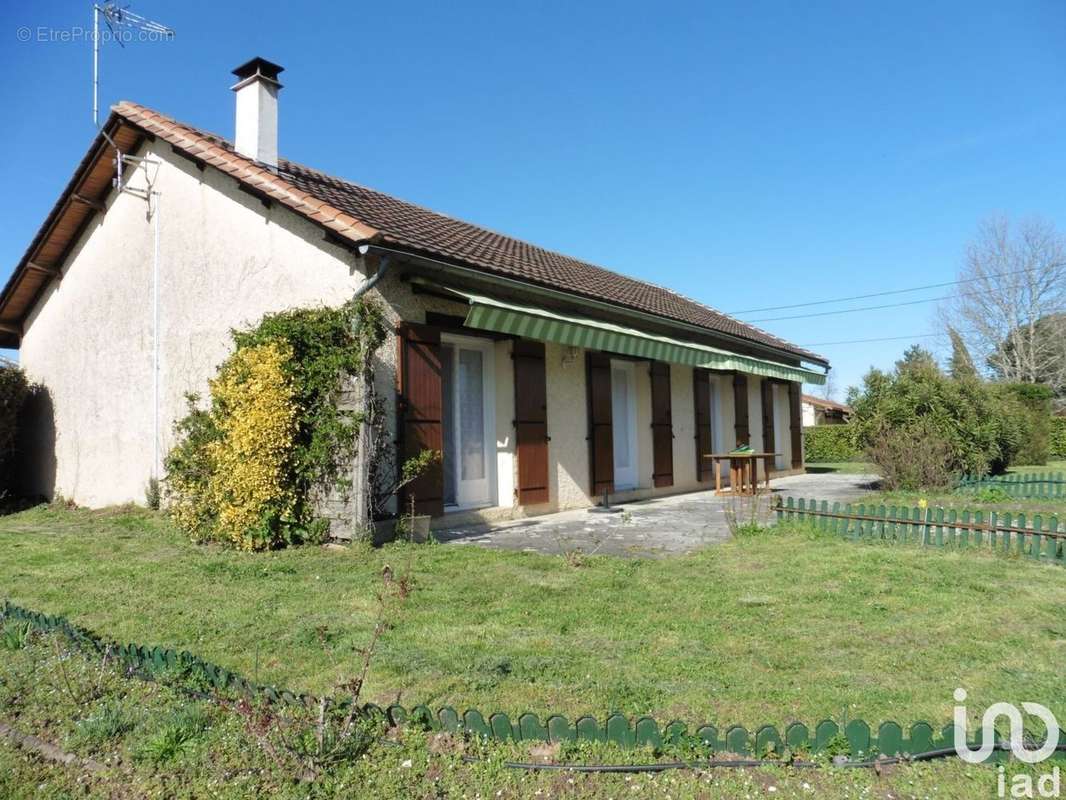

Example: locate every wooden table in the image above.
[704,452,782,496]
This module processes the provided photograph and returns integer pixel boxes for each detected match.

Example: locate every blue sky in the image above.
[2,0,1065,397]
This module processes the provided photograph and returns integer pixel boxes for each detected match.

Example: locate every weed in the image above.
[144,478,161,511]
[0,621,32,651]
[724,492,772,537]
[133,706,209,765]
[229,565,409,781]
[70,701,138,749]
[969,486,1013,504]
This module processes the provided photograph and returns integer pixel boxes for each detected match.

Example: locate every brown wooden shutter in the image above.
[733,373,750,446]
[649,361,673,487]
[396,323,444,517]
[760,379,775,455]
[513,340,550,505]
[586,352,614,496]
[789,381,803,469]
[693,368,713,482]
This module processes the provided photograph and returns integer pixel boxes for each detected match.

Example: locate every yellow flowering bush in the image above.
[164,300,385,550]
[206,341,299,550]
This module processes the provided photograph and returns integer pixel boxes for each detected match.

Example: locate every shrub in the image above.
[0,360,30,491]
[165,395,222,542]
[165,300,386,550]
[206,341,300,550]
[849,350,1021,485]
[1052,417,1066,459]
[866,418,956,490]
[996,383,1053,466]
[803,425,859,462]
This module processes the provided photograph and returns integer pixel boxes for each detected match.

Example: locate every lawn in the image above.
[1009,459,1066,475]
[1,503,1064,733]
[0,633,1016,800]
[803,461,875,474]
[862,460,1066,516]
[804,460,1066,515]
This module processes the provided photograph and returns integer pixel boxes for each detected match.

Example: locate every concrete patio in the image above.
[433,472,879,557]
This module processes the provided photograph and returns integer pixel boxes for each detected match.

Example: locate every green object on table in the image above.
[730,445,754,454]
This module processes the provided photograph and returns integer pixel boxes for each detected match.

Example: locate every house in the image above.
[1,58,827,532]
[800,395,852,427]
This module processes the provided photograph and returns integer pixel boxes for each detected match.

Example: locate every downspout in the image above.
[352,250,390,300]
[151,190,162,481]
[350,249,390,537]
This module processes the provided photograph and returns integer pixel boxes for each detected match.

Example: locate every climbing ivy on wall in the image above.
[164,299,386,549]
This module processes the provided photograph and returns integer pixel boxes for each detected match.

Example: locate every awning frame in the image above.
[418,281,826,385]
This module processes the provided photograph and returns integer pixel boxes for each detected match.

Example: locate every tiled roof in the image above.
[3,100,826,366]
[279,160,826,364]
[802,394,852,412]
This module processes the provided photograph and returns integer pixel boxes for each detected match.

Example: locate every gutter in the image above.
[360,242,829,372]
[352,251,390,300]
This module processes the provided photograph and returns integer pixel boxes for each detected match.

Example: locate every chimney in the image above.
[231,57,284,169]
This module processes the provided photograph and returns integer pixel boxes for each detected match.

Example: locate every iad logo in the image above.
[953,688,1059,764]
[953,688,1061,799]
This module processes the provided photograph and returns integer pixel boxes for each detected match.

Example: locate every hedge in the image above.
[803,425,860,463]
[1052,417,1066,459]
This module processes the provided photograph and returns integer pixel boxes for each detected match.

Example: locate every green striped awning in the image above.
[456,290,826,385]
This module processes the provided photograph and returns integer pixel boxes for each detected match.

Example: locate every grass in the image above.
[1,504,1064,732]
[1008,459,1066,475]
[804,460,1066,514]
[804,461,875,474]
[0,631,1019,799]
[865,460,1066,516]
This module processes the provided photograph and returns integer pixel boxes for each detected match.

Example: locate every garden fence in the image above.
[956,472,1065,499]
[775,496,1066,565]
[0,601,1024,759]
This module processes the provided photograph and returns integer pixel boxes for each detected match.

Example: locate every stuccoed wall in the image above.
[18,141,366,506]
[17,139,804,519]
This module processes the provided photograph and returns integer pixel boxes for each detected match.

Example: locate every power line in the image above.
[747,294,953,323]
[800,333,942,347]
[728,266,1038,316]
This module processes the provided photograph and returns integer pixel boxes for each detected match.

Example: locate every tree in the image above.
[940,216,1066,392]
[895,344,938,374]
[947,326,978,380]
[990,312,1066,398]
[821,369,837,402]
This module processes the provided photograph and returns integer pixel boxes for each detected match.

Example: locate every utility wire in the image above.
[747,294,952,323]
[800,333,942,347]
[728,266,1038,315]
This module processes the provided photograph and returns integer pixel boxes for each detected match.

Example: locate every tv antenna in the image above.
[88,3,173,481]
[92,3,175,127]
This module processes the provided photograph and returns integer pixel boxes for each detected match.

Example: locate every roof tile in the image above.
[110,101,823,364]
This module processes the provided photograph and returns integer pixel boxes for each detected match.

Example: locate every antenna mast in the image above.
[88,2,174,481]
[92,3,175,127]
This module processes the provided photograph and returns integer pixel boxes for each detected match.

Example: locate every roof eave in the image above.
[373,239,829,370]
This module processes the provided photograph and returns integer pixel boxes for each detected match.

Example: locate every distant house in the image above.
[801,395,852,427]
[0,58,828,533]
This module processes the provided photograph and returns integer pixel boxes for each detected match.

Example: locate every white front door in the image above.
[611,360,638,490]
[441,336,496,509]
[773,384,791,470]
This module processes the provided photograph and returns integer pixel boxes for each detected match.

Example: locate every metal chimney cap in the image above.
[231,57,284,85]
